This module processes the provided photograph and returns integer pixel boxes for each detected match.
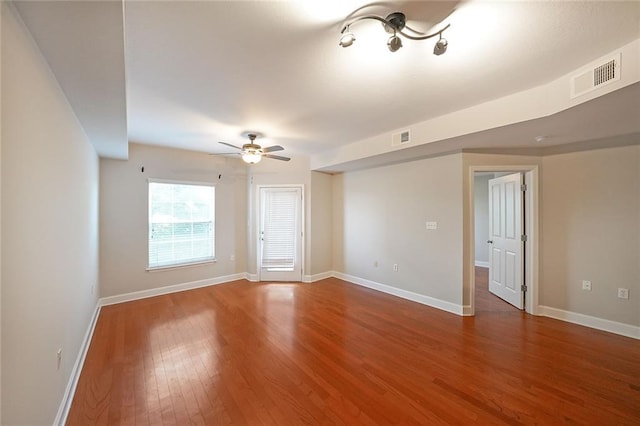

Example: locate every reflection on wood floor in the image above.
[67,271,640,425]
[475,266,521,313]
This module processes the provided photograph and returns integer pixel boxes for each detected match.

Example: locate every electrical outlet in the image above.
[57,348,62,370]
[393,264,398,272]
[617,288,629,300]
[426,221,438,230]
[582,280,592,291]
[230,254,235,261]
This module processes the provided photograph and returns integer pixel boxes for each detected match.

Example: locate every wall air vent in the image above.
[594,59,617,86]
[570,52,620,99]
[392,129,411,146]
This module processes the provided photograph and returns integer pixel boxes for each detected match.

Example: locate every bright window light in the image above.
[148,181,215,269]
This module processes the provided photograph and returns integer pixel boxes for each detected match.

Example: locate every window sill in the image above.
[146,259,216,272]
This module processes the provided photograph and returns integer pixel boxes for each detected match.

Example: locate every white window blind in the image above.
[261,189,298,269]
[148,181,215,269]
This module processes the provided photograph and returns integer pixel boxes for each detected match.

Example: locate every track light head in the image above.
[433,36,448,55]
[339,30,356,48]
[387,34,402,52]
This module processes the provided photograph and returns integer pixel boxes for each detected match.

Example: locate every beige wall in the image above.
[474,174,491,264]
[0,3,4,420]
[541,145,639,326]
[332,173,345,272]
[100,148,333,293]
[1,4,99,423]
[310,171,333,275]
[333,154,464,305]
[100,143,247,297]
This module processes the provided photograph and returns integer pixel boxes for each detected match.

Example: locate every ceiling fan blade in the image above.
[208,152,240,157]
[218,141,243,150]
[262,145,284,153]
[263,154,291,162]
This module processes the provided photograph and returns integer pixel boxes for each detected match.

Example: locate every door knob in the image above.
[487,240,493,244]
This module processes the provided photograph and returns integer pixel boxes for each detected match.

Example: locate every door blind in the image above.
[261,189,298,269]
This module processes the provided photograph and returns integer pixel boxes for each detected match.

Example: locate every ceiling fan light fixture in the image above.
[242,150,262,164]
[219,132,290,163]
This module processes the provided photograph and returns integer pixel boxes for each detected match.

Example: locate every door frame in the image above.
[467,165,539,316]
[256,184,305,282]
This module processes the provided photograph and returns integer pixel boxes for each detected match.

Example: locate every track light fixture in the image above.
[339,11,450,54]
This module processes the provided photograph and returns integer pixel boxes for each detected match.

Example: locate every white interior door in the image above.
[488,173,524,309]
[259,186,303,282]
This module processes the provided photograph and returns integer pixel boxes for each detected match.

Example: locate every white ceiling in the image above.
[12,0,640,168]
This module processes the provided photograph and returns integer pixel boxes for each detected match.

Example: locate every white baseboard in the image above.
[474,261,489,268]
[54,302,101,426]
[246,273,259,282]
[100,273,246,306]
[333,272,464,316]
[462,305,473,316]
[538,305,639,340]
[303,271,333,283]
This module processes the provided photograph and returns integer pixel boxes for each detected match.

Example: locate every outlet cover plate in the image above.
[617,288,629,299]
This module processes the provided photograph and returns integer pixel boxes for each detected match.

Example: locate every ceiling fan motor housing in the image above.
[242,143,263,154]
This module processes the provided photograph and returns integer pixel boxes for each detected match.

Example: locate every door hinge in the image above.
[521,184,527,192]
[521,234,528,242]
[521,285,527,292]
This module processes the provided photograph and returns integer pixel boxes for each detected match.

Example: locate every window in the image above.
[148,181,215,269]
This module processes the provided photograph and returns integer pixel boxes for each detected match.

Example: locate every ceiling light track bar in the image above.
[399,24,450,41]
[340,14,396,34]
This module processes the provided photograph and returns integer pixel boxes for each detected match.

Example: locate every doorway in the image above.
[468,166,539,316]
[258,185,303,282]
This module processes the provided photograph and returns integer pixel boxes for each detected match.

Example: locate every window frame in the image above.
[147,178,216,271]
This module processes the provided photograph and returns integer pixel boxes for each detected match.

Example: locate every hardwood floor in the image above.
[474,266,521,313]
[68,271,640,425]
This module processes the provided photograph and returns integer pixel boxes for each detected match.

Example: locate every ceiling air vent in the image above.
[392,129,411,146]
[570,53,620,99]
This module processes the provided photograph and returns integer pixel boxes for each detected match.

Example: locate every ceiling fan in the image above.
[219,132,290,164]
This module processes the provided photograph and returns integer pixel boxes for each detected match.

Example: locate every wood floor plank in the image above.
[67,270,640,425]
